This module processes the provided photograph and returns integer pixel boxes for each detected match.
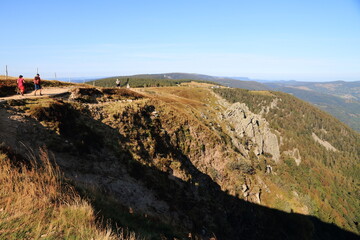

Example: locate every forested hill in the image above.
[88,72,270,90]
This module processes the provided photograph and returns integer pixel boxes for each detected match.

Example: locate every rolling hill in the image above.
[89,72,270,90]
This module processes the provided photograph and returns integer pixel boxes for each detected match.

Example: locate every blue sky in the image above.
[1,0,360,81]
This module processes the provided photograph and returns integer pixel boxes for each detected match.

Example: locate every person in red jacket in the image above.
[17,75,25,96]
[34,73,42,96]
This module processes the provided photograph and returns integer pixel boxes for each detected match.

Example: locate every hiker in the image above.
[33,73,42,96]
[17,75,25,96]
[116,79,121,88]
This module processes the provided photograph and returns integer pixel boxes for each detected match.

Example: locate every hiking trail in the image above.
[0,87,71,103]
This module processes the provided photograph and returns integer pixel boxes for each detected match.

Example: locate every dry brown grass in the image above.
[136,86,210,110]
[0,75,18,80]
[179,81,217,88]
[0,148,137,240]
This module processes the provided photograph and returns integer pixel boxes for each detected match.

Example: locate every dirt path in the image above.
[0,87,72,149]
[0,87,71,102]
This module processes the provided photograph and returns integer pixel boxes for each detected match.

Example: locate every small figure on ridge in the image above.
[17,75,25,96]
[34,73,42,96]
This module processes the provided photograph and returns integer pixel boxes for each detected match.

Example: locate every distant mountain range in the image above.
[264,80,360,100]
[109,73,271,91]
[263,80,360,132]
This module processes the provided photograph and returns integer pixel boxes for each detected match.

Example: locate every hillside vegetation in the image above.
[214,88,360,230]
[0,83,359,239]
[0,146,135,240]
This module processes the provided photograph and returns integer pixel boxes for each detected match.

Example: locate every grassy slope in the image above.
[0,146,137,240]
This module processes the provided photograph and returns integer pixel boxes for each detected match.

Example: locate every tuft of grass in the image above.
[0,147,137,240]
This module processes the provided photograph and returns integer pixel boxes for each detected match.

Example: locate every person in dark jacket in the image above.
[34,73,42,96]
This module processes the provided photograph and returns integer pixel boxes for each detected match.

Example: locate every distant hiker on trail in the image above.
[17,75,25,96]
[116,79,121,88]
[33,73,42,96]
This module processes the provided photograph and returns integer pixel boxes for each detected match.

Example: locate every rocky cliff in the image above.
[221,101,280,162]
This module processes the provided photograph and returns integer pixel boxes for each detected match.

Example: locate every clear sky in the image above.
[1,0,360,81]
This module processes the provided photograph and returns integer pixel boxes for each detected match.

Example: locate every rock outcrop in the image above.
[312,132,338,152]
[283,148,302,166]
[221,102,281,162]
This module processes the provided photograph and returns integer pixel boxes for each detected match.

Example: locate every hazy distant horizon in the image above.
[49,73,360,83]
[3,70,360,83]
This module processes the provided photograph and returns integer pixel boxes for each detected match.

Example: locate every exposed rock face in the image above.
[284,148,302,166]
[260,98,280,115]
[312,133,338,152]
[221,102,281,162]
